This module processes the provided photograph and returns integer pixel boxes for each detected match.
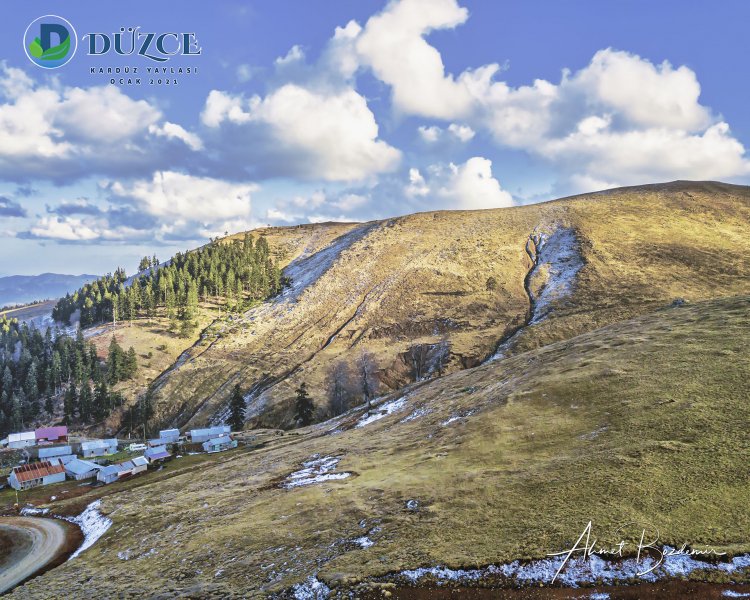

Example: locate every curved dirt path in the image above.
[0,517,68,594]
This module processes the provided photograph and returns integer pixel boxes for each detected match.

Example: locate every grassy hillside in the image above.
[145,181,750,430]
[11,294,749,598]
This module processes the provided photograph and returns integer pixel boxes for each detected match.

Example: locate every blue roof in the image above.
[81,439,118,450]
[190,426,230,437]
[205,436,232,446]
[65,459,103,475]
[99,465,120,477]
[39,445,72,458]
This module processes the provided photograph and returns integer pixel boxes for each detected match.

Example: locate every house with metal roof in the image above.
[144,445,171,463]
[38,445,73,459]
[189,425,230,443]
[38,445,75,465]
[202,435,237,454]
[64,458,103,481]
[7,431,36,449]
[81,439,118,458]
[35,426,68,443]
[131,456,149,473]
[9,461,66,490]
[158,428,180,443]
[97,456,149,484]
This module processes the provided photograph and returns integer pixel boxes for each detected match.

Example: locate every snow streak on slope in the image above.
[281,222,380,301]
[529,227,584,324]
[66,500,112,560]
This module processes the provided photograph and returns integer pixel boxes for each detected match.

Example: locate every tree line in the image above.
[52,233,283,332]
[0,316,137,438]
[226,340,452,432]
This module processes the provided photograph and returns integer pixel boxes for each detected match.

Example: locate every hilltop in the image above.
[143,180,750,431]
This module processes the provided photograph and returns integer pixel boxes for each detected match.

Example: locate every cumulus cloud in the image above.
[201,84,401,181]
[148,122,204,151]
[0,196,26,217]
[0,64,202,183]
[23,172,258,243]
[407,157,513,209]
[353,0,750,190]
[418,123,475,143]
[110,171,256,223]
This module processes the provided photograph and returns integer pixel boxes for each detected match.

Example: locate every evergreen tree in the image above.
[63,384,77,425]
[293,382,315,427]
[125,347,138,379]
[107,336,124,384]
[229,383,245,432]
[94,380,109,420]
[79,381,93,423]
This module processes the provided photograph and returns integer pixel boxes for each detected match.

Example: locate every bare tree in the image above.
[326,360,355,417]
[434,336,451,377]
[356,350,379,416]
[406,344,431,381]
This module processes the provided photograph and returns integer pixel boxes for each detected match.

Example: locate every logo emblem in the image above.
[24,15,77,68]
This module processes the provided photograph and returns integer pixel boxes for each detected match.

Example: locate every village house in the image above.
[34,426,68,444]
[202,435,237,454]
[38,445,75,465]
[97,456,149,484]
[145,445,171,463]
[81,439,118,458]
[9,461,66,490]
[189,425,230,443]
[64,458,103,481]
[7,431,36,449]
[158,428,180,444]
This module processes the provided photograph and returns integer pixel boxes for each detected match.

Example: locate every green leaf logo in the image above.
[40,34,70,60]
[29,37,44,58]
[24,16,78,69]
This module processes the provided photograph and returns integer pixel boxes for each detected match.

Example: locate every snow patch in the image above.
[723,591,750,598]
[353,536,374,549]
[20,506,49,516]
[292,576,331,600]
[442,409,476,426]
[283,455,351,489]
[356,396,408,428]
[529,227,584,324]
[398,548,750,587]
[282,223,377,301]
[401,406,430,423]
[66,500,112,560]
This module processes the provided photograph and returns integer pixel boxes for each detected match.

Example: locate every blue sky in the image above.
[2,0,750,276]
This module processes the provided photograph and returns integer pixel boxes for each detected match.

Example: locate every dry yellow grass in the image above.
[147,181,750,431]
[9,294,749,598]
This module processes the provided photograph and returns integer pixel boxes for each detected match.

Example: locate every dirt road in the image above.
[0,517,68,595]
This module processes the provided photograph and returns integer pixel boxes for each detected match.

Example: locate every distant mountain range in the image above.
[0,273,98,307]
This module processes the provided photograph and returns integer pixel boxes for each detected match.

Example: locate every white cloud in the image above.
[353,0,750,189]
[418,125,441,143]
[407,157,513,209]
[356,0,476,119]
[418,123,475,143]
[235,64,256,83]
[0,64,200,182]
[148,122,203,151]
[201,84,401,181]
[26,215,147,243]
[447,123,475,142]
[110,171,256,222]
[275,45,305,67]
[405,167,429,197]
[56,86,161,143]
